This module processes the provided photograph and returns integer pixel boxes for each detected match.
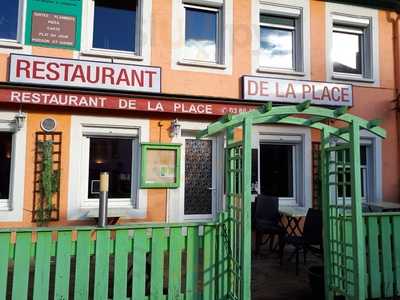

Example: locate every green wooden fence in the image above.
[0,222,229,300]
[364,212,400,299]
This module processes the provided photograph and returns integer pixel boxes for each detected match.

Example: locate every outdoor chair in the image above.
[281,208,323,275]
[253,195,285,261]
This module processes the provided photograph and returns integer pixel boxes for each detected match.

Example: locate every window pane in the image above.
[260,15,295,27]
[185,7,217,62]
[88,137,133,198]
[0,133,12,199]
[260,144,294,198]
[260,26,294,69]
[0,1,19,40]
[184,139,212,215]
[333,30,362,74]
[93,0,137,52]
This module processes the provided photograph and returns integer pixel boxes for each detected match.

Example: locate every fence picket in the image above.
[94,230,111,300]
[33,231,52,300]
[168,227,184,300]
[54,230,72,300]
[132,229,149,300]
[203,225,216,300]
[0,233,10,299]
[367,216,381,299]
[392,216,400,295]
[381,216,394,298]
[12,232,32,300]
[150,228,166,300]
[74,230,91,300]
[186,227,199,300]
[113,229,129,300]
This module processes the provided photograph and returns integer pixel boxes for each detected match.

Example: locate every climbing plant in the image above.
[37,140,59,225]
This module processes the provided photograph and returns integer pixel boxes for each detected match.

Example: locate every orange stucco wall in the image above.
[0,0,399,227]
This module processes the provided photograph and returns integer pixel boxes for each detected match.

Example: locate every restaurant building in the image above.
[0,0,399,227]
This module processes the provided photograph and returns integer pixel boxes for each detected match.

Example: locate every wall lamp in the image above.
[14,111,26,131]
[169,119,181,138]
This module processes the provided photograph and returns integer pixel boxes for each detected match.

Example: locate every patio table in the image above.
[279,206,308,237]
[367,201,400,212]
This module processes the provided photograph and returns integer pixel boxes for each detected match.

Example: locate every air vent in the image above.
[40,118,57,132]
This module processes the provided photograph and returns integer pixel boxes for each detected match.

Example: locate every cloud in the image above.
[332,32,360,69]
[184,39,216,62]
[259,30,293,69]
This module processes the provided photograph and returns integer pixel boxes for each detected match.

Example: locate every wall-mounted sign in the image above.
[243,76,353,107]
[141,143,181,189]
[9,54,162,94]
[31,12,76,47]
[0,88,256,116]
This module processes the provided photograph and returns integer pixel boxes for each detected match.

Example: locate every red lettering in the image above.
[116,69,130,85]
[341,88,350,102]
[46,62,60,80]
[16,59,31,78]
[302,84,311,99]
[275,82,285,97]
[145,70,157,88]
[131,70,144,87]
[260,81,269,96]
[285,83,296,98]
[32,61,46,80]
[321,86,331,101]
[59,63,74,81]
[331,87,341,101]
[312,86,320,100]
[102,67,115,85]
[70,65,86,83]
[247,80,258,96]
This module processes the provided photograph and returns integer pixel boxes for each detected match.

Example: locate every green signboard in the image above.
[25,0,82,50]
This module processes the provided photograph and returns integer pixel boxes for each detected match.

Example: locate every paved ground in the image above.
[252,245,323,300]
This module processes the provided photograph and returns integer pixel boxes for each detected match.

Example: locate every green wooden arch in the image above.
[197,101,386,300]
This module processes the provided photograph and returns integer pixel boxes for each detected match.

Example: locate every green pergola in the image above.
[198,100,386,300]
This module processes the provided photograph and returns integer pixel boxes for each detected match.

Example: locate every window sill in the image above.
[332,73,375,83]
[80,49,144,61]
[83,207,146,219]
[0,40,23,49]
[178,59,227,70]
[0,200,10,211]
[257,67,305,77]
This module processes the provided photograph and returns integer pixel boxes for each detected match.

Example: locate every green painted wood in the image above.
[150,228,167,300]
[203,225,216,300]
[93,230,111,300]
[33,231,52,300]
[0,232,10,299]
[113,229,129,300]
[366,216,381,299]
[133,229,149,300]
[185,227,199,300]
[168,227,183,300]
[12,232,32,300]
[392,216,400,295]
[54,230,72,300]
[381,216,394,297]
[74,230,91,300]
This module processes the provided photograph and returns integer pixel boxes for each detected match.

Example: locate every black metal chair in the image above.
[281,208,323,274]
[253,195,285,260]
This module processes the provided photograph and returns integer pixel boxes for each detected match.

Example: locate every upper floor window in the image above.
[184,5,221,64]
[0,1,20,41]
[92,0,139,53]
[0,133,12,201]
[332,15,372,80]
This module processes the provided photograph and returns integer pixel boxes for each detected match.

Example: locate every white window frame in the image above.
[252,125,312,209]
[251,0,310,79]
[168,120,224,222]
[171,0,233,74]
[0,0,26,49]
[326,3,379,85]
[68,115,149,220]
[0,111,26,221]
[80,0,152,64]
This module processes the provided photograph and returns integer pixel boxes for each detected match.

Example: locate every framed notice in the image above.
[141,143,181,188]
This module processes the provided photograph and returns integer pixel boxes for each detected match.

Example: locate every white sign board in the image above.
[9,54,161,93]
[243,76,353,107]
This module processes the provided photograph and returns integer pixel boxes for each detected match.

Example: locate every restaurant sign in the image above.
[9,54,161,94]
[243,76,353,107]
[0,88,255,116]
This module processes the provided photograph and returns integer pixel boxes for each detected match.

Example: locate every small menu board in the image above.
[141,143,181,188]
[31,12,76,47]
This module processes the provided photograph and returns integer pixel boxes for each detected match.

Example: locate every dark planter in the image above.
[307,265,324,299]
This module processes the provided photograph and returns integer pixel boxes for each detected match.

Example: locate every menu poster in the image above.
[26,0,82,50]
[141,144,181,189]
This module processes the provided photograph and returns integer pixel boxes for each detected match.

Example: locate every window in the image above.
[68,116,149,220]
[88,137,133,199]
[326,3,379,83]
[332,17,372,79]
[92,0,138,52]
[259,15,299,70]
[0,1,20,42]
[0,133,12,201]
[184,5,221,63]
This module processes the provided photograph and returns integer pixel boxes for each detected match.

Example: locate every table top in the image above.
[279,206,308,218]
